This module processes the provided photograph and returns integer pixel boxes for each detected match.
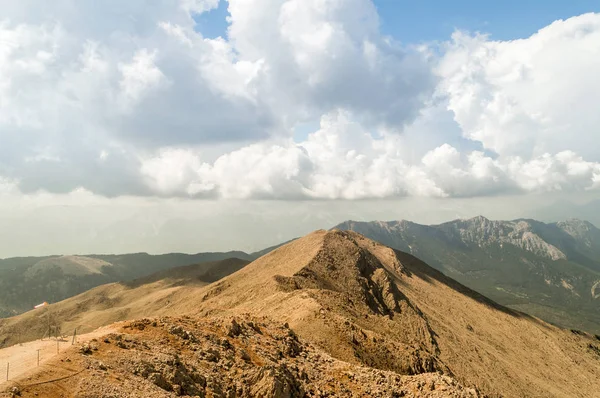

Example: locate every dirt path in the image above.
[0,324,118,389]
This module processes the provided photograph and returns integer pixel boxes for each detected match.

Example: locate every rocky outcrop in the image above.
[10,316,479,397]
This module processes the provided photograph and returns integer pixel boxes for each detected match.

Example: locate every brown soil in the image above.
[0,324,118,392]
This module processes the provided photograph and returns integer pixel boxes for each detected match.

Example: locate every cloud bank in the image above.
[1,1,600,199]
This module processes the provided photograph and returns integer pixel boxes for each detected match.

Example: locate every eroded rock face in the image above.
[274,231,444,376]
[23,316,477,398]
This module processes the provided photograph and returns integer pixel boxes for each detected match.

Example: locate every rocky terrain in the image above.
[1,317,478,397]
[2,230,600,397]
[335,217,600,333]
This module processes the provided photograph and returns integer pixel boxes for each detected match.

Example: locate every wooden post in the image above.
[72,328,77,345]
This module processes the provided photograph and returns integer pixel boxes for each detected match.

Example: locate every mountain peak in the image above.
[466,215,491,222]
[558,218,596,230]
[193,229,600,396]
[196,229,458,374]
[333,219,417,234]
[556,218,599,244]
[4,229,600,397]
[457,215,497,228]
[274,229,409,300]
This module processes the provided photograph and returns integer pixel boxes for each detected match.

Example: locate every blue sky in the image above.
[196,0,600,41]
[374,0,600,41]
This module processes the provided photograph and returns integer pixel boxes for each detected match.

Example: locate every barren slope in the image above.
[25,256,113,277]
[0,258,249,348]
[0,250,254,318]
[171,230,600,397]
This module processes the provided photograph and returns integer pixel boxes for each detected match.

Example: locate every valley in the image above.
[0,251,256,318]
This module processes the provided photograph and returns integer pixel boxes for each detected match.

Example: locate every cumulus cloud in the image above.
[139,111,600,199]
[227,0,435,127]
[0,0,435,196]
[1,1,600,200]
[118,49,165,107]
[437,13,600,161]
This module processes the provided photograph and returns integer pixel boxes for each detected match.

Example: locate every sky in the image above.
[196,0,600,42]
[1,0,600,257]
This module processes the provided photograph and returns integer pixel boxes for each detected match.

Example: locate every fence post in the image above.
[72,328,77,345]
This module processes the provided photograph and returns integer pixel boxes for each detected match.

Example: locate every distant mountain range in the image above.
[0,257,251,348]
[335,216,600,333]
[4,215,600,336]
[0,251,257,318]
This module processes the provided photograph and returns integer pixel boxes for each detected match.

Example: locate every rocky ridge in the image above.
[335,217,600,332]
[2,316,478,398]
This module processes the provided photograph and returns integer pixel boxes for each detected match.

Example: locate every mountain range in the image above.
[0,257,251,348]
[2,230,599,397]
[3,216,600,337]
[335,216,600,333]
[0,251,255,318]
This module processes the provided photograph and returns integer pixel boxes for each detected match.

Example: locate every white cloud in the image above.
[180,0,221,14]
[507,151,600,192]
[226,0,435,127]
[0,0,436,197]
[437,13,600,161]
[140,148,207,195]
[118,49,165,106]
[0,2,599,200]
[140,108,600,199]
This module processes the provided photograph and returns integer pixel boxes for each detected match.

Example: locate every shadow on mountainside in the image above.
[391,248,544,322]
[123,258,250,289]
